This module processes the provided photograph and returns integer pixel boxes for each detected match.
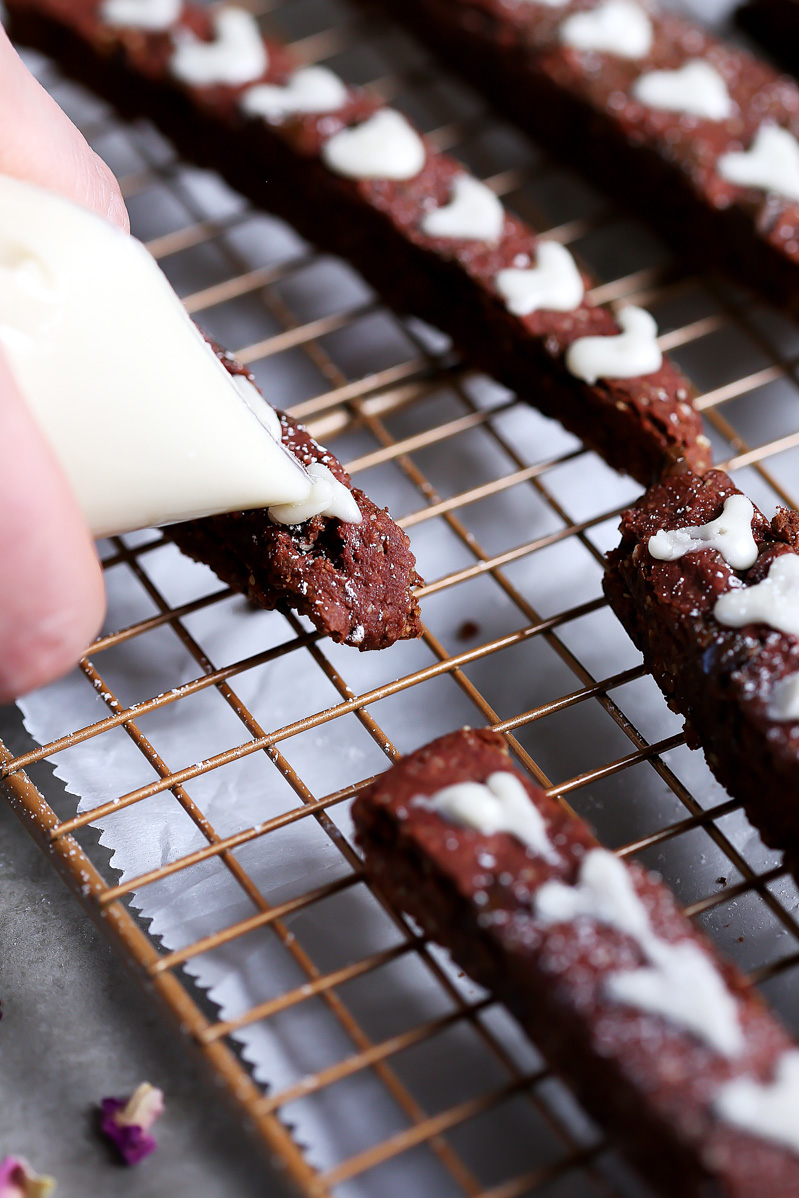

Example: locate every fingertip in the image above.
[66,134,130,233]
[90,149,130,233]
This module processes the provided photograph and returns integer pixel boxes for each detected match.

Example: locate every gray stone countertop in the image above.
[0,704,292,1198]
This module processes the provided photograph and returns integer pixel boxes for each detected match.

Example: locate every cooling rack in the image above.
[5,2,799,1195]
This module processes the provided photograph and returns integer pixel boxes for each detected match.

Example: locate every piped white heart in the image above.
[495,241,585,316]
[718,123,799,203]
[415,771,560,862]
[560,0,654,60]
[536,848,744,1057]
[714,553,799,636]
[536,848,651,940]
[632,60,733,121]
[565,305,662,383]
[421,175,505,243]
[605,938,746,1058]
[268,462,361,526]
[648,495,757,571]
[101,0,180,30]
[170,7,268,87]
[715,1052,799,1153]
[240,66,348,120]
[322,109,426,181]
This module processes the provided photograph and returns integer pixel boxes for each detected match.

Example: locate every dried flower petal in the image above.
[99,1083,164,1166]
[116,1083,164,1132]
[0,1157,56,1198]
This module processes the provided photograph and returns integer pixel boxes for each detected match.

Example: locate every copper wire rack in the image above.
[5,3,799,1195]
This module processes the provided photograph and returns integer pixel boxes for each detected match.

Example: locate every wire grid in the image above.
[5,2,799,1195]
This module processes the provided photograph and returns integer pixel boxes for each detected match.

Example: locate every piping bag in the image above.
[0,174,312,539]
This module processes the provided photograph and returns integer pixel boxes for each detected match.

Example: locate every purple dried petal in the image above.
[0,1157,56,1198]
[99,1084,164,1166]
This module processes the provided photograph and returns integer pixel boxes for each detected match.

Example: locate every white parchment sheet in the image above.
[14,2,799,1193]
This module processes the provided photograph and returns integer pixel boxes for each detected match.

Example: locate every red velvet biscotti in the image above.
[169,342,422,650]
[605,466,799,860]
[353,728,799,1197]
[356,0,799,314]
[5,0,709,485]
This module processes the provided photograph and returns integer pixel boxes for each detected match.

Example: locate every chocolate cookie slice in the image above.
[169,344,422,650]
[353,727,799,1198]
[605,467,799,863]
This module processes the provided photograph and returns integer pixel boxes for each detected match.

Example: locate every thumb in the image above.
[0,24,129,231]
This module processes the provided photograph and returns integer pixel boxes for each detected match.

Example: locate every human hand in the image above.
[0,26,128,701]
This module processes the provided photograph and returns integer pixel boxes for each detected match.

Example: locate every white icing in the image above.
[715,1052,799,1155]
[714,554,799,637]
[321,109,426,181]
[536,849,744,1057]
[100,0,181,31]
[240,66,348,120]
[718,124,799,204]
[495,242,585,316]
[268,461,361,526]
[632,60,733,122]
[170,7,268,87]
[421,175,505,243]
[565,305,662,383]
[606,938,744,1058]
[536,847,651,940]
[0,175,311,539]
[647,495,758,571]
[232,375,282,441]
[766,672,799,721]
[560,0,654,60]
[417,771,560,862]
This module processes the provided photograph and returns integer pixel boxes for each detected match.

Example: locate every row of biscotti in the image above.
[169,341,422,651]
[357,0,799,316]
[4,0,709,485]
[353,728,799,1198]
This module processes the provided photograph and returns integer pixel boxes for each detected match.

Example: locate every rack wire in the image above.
[4,2,799,1195]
